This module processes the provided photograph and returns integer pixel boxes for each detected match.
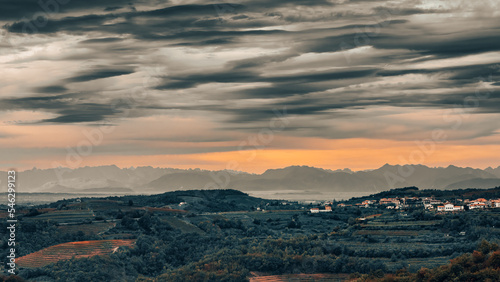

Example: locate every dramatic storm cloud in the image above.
[1,0,499,171]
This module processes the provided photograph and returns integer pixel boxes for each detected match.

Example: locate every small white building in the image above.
[490,200,500,208]
[310,208,320,213]
[311,206,332,213]
[437,203,463,212]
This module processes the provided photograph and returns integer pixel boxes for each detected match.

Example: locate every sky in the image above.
[0,0,499,173]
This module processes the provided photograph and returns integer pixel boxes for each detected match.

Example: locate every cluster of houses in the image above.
[434,198,500,211]
[311,197,500,213]
[466,198,500,209]
[378,197,500,211]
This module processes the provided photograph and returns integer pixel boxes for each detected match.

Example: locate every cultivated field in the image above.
[17,239,136,268]
[57,222,116,235]
[25,210,95,223]
[139,206,187,214]
[249,273,350,281]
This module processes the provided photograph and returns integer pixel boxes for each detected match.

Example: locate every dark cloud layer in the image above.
[65,67,135,83]
[0,94,110,123]
[35,85,67,93]
[0,0,136,20]
[1,0,499,133]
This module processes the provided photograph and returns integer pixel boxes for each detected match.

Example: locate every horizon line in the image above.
[3,163,499,174]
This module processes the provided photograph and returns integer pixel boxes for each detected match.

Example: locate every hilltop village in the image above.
[311,187,500,213]
[311,197,500,213]
[347,197,499,211]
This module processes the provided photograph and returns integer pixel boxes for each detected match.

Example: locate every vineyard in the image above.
[139,206,187,214]
[57,222,116,235]
[249,273,349,281]
[365,214,383,219]
[354,230,428,236]
[363,220,442,227]
[17,239,136,268]
[35,208,58,213]
[162,216,205,234]
[25,209,95,223]
[86,199,124,211]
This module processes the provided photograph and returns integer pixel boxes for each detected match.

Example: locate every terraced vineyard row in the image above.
[139,206,187,213]
[57,222,116,235]
[354,230,429,236]
[363,220,442,227]
[249,273,349,281]
[17,239,136,268]
[25,210,95,223]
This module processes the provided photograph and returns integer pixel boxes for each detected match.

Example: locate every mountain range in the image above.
[1,164,500,196]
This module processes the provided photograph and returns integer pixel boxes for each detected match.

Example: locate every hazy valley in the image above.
[2,164,500,201]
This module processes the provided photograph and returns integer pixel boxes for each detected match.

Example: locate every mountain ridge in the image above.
[1,164,499,195]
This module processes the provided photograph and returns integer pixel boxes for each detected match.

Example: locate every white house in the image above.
[469,203,487,209]
[490,200,500,208]
[310,208,320,213]
[311,206,332,213]
[437,203,463,212]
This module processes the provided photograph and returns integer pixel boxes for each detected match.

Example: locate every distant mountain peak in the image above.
[1,164,499,197]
